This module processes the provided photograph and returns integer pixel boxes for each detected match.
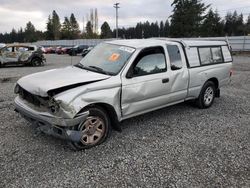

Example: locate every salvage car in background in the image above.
[81,47,93,57]
[61,47,71,54]
[68,45,89,56]
[0,43,6,49]
[0,44,46,67]
[14,39,233,150]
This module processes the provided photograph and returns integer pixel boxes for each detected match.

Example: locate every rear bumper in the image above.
[14,96,88,142]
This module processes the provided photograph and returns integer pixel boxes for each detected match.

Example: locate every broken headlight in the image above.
[49,99,60,114]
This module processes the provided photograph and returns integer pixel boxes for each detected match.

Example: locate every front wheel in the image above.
[69,107,111,150]
[196,81,216,109]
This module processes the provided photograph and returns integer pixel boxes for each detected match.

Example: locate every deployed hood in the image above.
[17,66,111,97]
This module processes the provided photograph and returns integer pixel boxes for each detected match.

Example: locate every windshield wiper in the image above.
[88,66,113,76]
[74,63,86,70]
[75,64,113,75]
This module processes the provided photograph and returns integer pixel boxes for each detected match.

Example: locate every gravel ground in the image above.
[0,54,249,187]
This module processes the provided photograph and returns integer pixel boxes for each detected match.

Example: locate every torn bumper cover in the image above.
[14,96,88,142]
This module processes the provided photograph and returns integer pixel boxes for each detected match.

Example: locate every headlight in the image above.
[50,105,59,113]
[49,99,60,114]
[14,84,20,94]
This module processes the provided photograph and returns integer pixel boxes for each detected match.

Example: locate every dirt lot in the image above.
[0,54,249,187]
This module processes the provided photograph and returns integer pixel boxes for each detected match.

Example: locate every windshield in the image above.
[79,43,135,75]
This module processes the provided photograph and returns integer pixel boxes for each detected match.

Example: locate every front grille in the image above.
[19,87,42,107]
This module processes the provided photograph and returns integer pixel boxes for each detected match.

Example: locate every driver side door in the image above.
[121,46,171,118]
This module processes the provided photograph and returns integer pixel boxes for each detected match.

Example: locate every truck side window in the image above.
[132,47,167,77]
[211,47,223,63]
[167,45,182,70]
[198,47,224,65]
[199,48,213,65]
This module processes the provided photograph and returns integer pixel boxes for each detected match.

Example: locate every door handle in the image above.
[162,78,169,83]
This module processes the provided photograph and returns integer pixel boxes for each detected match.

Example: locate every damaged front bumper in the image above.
[14,96,88,142]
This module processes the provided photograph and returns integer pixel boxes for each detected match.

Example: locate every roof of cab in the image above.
[107,39,168,49]
[107,38,228,49]
[160,38,228,47]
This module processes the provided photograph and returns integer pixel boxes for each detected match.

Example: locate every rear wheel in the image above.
[69,107,111,150]
[31,58,43,66]
[196,81,216,109]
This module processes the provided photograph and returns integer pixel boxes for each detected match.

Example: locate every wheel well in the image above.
[31,57,42,61]
[80,103,121,132]
[207,78,219,89]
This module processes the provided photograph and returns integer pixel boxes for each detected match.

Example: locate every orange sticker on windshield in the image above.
[109,53,120,62]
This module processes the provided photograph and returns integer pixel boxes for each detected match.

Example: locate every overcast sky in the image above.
[0,0,250,33]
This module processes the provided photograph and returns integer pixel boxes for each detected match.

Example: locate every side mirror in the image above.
[126,69,134,79]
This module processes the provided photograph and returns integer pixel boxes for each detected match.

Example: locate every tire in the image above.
[31,58,42,67]
[196,81,216,109]
[69,107,111,151]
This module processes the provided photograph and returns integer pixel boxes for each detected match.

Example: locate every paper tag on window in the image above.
[109,53,120,62]
[119,46,135,53]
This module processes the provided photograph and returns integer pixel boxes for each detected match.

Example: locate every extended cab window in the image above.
[131,47,167,77]
[167,45,182,70]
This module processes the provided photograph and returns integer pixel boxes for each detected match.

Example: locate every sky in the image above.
[0,0,250,33]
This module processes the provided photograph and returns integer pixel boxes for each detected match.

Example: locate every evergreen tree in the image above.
[135,22,143,38]
[170,0,209,37]
[235,13,244,36]
[46,15,53,40]
[100,22,112,39]
[151,22,160,37]
[10,29,18,43]
[24,21,37,42]
[201,9,224,37]
[85,21,93,38]
[246,14,250,35]
[143,21,151,38]
[45,11,61,40]
[61,17,71,39]
[224,12,233,36]
[159,21,165,37]
[70,13,80,39]
[17,28,24,42]
[224,11,244,36]
[52,10,61,40]
[164,20,170,37]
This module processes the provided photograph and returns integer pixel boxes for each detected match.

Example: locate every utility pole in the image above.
[82,16,85,34]
[114,3,120,38]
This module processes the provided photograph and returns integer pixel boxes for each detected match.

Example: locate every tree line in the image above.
[1,0,250,43]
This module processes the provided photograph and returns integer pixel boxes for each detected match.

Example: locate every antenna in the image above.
[71,39,73,67]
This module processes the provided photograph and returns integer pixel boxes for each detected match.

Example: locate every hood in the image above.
[17,66,111,97]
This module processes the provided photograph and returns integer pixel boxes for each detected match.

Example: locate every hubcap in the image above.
[33,60,40,66]
[204,87,214,106]
[79,116,105,145]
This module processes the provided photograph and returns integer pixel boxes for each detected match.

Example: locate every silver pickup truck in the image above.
[14,39,233,150]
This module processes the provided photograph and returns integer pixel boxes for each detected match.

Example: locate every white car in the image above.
[14,39,233,150]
